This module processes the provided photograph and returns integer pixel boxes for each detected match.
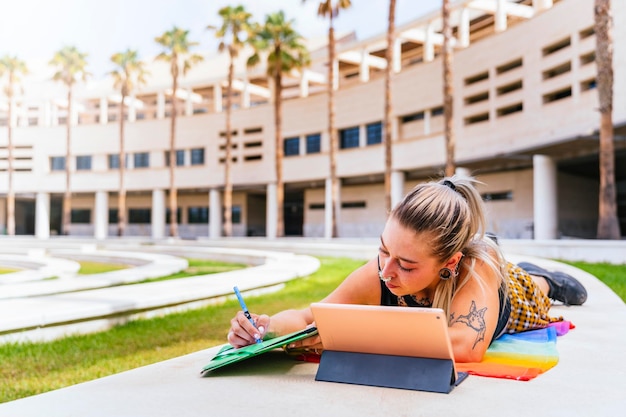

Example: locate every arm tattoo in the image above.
[450,300,487,349]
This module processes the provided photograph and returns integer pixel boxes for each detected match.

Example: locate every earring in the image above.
[439,268,454,281]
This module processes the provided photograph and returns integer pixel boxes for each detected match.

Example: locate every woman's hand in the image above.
[227,311,270,348]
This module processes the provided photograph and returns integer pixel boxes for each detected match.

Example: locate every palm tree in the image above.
[383,0,396,212]
[155,27,203,238]
[248,11,311,238]
[209,5,254,237]
[0,55,28,236]
[311,0,352,238]
[110,49,148,237]
[49,46,89,236]
[594,0,621,239]
[442,0,455,177]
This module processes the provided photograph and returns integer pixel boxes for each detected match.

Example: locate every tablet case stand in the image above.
[315,350,467,393]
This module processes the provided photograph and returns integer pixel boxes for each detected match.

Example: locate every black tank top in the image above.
[379,280,510,343]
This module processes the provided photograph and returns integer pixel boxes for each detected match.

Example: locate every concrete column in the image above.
[533,155,558,239]
[458,8,470,48]
[360,49,370,83]
[99,97,108,124]
[533,0,553,13]
[324,178,333,239]
[70,100,79,126]
[151,189,165,239]
[266,183,277,239]
[35,192,50,240]
[455,167,472,179]
[424,23,435,62]
[391,170,405,210]
[424,110,432,135]
[157,92,165,119]
[359,124,367,147]
[209,189,222,238]
[51,102,59,126]
[19,102,29,127]
[213,83,223,113]
[39,100,51,127]
[94,191,108,240]
[128,93,136,122]
[393,38,402,73]
[299,70,309,98]
[332,59,339,91]
[185,88,193,116]
[495,0,507,33]
[242,80,251,109]
[9,98,17,127]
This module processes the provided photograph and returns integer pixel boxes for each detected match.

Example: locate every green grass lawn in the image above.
[0,256,623,404]
[0,257,364,403]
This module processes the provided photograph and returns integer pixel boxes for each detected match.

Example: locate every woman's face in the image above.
[378,217,445,297]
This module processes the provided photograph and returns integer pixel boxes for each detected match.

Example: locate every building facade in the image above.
[0,0,624,239]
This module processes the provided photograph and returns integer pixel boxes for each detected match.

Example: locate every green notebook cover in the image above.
[201,326,318,374]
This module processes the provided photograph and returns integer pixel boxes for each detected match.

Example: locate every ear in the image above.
[444,251,464,270]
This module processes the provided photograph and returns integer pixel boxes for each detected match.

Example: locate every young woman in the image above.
[227,176,586,362]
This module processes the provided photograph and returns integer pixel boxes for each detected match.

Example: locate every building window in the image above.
[341,201,367,209]
[188,207,209,224]
[232,205,242,224]
[108,154,129,169]
[134,152,150,168]
[129,208,151,223]
[76,155,92,171]
[71,209,91,223]
[165,150,185,166]
[366,122,382,145]
[542,37,571,56]
[306,133,321,154]
[165,208,182,224]
[108,209,119,224]
[284,137,300,156]
[50,156,65,171]
[309,203,325,210]
[339,126,359,149]
[401,112,424,123]
[482,191,513,201]
[431,106,444,117]
[190,148,205,165]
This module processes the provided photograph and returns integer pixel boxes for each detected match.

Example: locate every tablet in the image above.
[311,303,457,366]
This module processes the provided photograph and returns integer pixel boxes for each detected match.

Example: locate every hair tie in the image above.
[442,180,457,192]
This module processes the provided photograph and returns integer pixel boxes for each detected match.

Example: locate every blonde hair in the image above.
[390,175,507,317]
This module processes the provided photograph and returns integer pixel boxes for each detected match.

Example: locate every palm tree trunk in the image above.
[169,59,179,238]
[6,88,15,236]
[595,0,621,239]
[328,17,339,238]
[223,49,235,237]
[274,60,284,238]
[62,87,73,236]
[384,0,396,213]
[118,93,126,237]
[442,0,455,177]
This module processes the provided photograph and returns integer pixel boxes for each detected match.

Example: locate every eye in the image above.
[397,263,414,273]
[378,247,389,257]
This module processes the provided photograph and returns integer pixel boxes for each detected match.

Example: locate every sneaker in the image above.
[517,262,588,306]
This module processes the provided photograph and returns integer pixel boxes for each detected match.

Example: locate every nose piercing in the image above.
[377,255,392,283]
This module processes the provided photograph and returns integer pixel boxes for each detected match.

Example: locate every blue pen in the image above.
[233,286,263,344]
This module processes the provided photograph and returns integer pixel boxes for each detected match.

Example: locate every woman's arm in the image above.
[227,257,381,348]
[447,259,502,362]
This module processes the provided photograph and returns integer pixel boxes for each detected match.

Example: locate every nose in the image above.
[378,256,394,279]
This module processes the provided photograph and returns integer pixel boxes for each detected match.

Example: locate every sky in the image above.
[0,0,442,79]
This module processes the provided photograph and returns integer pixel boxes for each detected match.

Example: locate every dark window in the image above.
[244,127,263,134]
[76,155,92,171]
[244,141,262,148]
[496,58,523,74]
[464,71,488,86]
[543,87,572,104]
[244,155,262,161]
[431,106,444,117]
[581,78,597,92]
[134,152,150,168]
[366,122,382,145]
[165,208,182,224]
[50,156,65,171]
[339,126,359,149]
[188,207,209,224]
[306,133,321,154]
[341,201,366,209]
[71,209,91,224]
[284,137,300,156]
[309,203,325,210]
[108,154,129,169]
[129,208,151,223]
[190,148,205,165]
[497,103,523,117]
[542,37,571,56]
[401,112,424,123]
[482,191,513,201]
[108,209,119,224]
[165,150,185,166]
[232,205,242,224]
